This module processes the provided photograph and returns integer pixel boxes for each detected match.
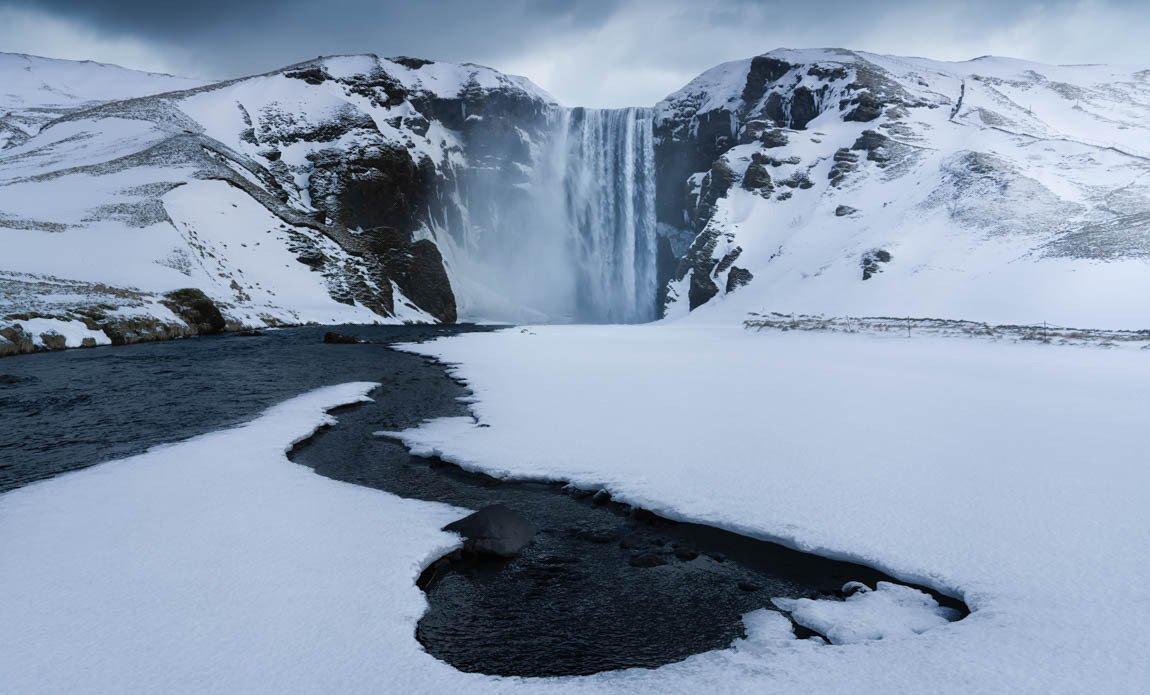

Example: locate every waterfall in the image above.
[563,107,658,323]
[430,105,659,324]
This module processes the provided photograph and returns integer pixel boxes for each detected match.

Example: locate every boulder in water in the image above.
[323,332,360,344]
[444,504,537,557]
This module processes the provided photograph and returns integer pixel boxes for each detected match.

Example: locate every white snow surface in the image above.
[388,323,1150,693]
[4,332,1150,692]
[773,582,959,645]
[0,383,474,694]
[0,52,204,148]
[0,378,967,695]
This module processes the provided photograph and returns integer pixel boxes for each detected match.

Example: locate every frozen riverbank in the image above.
[392,323,1150,692]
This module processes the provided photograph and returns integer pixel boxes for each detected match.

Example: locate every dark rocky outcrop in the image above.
[742,154,774,196]
[789,87,820,129]
[689,159,737,232]
[307,144,427,234]
[0,325,35,357]
[444,505,538,557]
[835,205,859,217]
[387,239,457,324]
[760,128,790,148]
[323,332,360,344]
[844,91,883,122]
[829,148,860,186]
[861,249,893,280]
[726,266,754,293]
[161,288,226,335]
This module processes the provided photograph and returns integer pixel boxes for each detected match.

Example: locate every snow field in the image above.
[391,323,1150,693]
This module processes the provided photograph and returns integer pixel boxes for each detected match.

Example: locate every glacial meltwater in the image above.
[0,326,966,677]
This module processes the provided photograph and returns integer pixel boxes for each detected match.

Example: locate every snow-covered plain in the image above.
[3,329,1149,692]
[390,323,1150,693]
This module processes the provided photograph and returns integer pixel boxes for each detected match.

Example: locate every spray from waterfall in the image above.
[430,105,660,324]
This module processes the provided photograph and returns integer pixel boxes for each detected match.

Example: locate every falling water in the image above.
[431,105,659,324]
[563,107,659,323]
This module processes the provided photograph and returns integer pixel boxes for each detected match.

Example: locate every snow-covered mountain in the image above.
[3,47,1150,354]
[0,52,206,150]
[0,53,559,352]
[657,49,1150,328]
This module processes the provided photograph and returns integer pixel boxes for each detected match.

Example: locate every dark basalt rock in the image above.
[688,262,720,309]
[692,159,737,231]
[789,87,819,129]
[861,249,893,280]
[444,504,538,558]
[807,65,849,81]
[322,332,360,344]
[726,266,754,293]
[761,92,786,125]
[844,91,883,122]
[835,205,859,217]
[284,66,329,85]
[161,288,226,335]
[389,239,457,324]
[307,144,426,233]
[760,128,789,149]
[829,148,860,186]
[851,129,893,165]
[742,154,773,195]
[295,250,325,268]
[390,56,435,69]
[741,56,793,108]
[779,171,814,190]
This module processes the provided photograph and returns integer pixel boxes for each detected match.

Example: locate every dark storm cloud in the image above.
[4,0,1150,106]
[11,0,625,58]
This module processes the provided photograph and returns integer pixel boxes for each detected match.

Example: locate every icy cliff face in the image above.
[653,49,1150,327]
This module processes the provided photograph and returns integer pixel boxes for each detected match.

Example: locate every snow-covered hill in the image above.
[0,52,205,150]
[656,49,1150,328]
[3,48,1150,355]
[1,53,565,353]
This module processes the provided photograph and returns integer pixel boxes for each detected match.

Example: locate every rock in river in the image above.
[444,504,537,557]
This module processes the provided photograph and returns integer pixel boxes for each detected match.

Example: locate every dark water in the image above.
[0,324,498,492]
[1,326,967,677]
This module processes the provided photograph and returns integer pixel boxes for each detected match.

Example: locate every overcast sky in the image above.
[2,0,1149,107]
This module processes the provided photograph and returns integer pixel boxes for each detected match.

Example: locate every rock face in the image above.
[161,289,227,335]
[444,505,538,557]
[652,48,1150,323]
[0,53,562,333]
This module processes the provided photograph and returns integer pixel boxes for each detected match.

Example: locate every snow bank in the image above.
[390,323,1150,692]
[0,377,940,694]
[0,383,472,694]
[7,317,111,348]
[773,582,959,645]
[8,331,1148,691]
